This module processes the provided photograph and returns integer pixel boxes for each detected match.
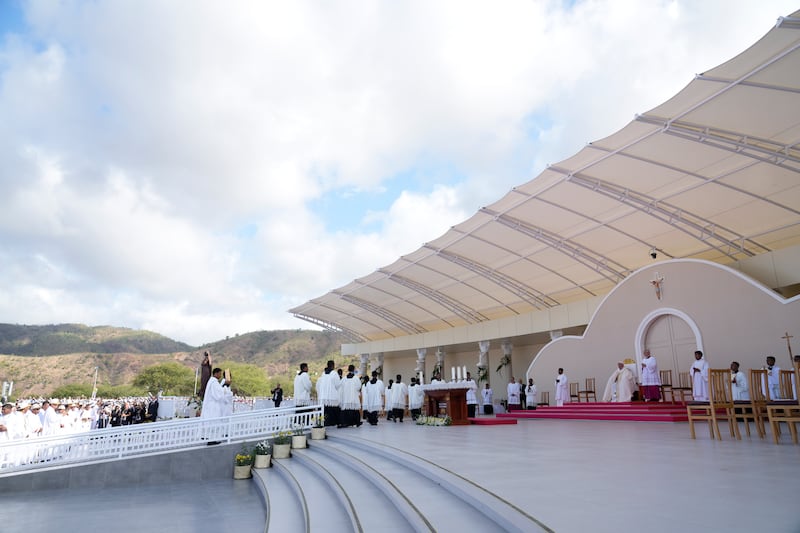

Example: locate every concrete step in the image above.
[324,433,550,533]
[252,462,307,533]
[295,443,431,532]
[271,452,356,532]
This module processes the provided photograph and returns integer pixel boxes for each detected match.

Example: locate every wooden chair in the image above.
[672,371,693,403]
[779,370,795,400]
[687,368,741,440]
[537,391,550,407]
[569,382,580,403]
[731,369,765,438]
[659,370,675,403]
[577,378,597,402]
[767,367,800,444]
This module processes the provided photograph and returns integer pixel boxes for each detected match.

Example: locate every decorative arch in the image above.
[633,307,704,372]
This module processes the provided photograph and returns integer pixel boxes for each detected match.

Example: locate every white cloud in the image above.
[0,0,795,344]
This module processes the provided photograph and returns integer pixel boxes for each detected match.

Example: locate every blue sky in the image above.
[0,0,796,346]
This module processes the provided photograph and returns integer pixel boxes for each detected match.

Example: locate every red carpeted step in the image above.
[496,402,689,422]
[468,417,518,425]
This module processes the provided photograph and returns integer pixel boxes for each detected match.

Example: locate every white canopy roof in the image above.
[291,11,800,343]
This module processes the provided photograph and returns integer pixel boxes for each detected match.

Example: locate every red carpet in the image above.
[496,401,688,422]
[469,417,517,425]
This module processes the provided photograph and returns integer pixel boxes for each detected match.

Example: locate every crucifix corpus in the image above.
[650,272,665,300]
[782,331,794,366]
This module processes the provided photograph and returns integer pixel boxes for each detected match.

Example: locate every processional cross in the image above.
[782,331,794,366]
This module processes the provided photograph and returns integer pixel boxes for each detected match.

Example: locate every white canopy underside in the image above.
[291,11,800,343]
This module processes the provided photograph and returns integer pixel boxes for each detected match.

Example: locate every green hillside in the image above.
[0,323,193,355]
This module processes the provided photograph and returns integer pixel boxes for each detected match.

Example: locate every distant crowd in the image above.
[0,396,160,442]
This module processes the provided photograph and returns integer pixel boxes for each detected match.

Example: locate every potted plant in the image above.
[272,430,292,459]
[233,444,253,479]
[291,424,307,449]
[253,440,272,469]
[310,415,326,440]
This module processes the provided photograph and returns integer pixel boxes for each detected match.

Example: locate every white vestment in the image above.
[340,375,362,410]
[391,381,408,410]
[293,371,313,406]
[364,379,384,412]
[765,365,781,399]
[201,376,233,419]
[731,370,749,400]
[602,367,636,402]
[507,382,520,405]
[555,374,569,406]
[409,384,424,410]
[691,359,709,401]
[525,384,537,407]
[466,379,479,406]
[481,387,493,406]
[316,370,342,407]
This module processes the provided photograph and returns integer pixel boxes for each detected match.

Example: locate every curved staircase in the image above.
[252,433,552,532]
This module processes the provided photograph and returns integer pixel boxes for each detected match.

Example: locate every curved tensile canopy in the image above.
[290,11,800,344]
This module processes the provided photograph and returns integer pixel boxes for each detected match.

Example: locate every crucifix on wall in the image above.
[650,272,665,300]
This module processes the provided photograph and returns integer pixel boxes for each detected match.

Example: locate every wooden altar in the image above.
[423,387,470,425]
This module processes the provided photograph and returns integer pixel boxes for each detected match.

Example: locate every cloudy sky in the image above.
[0,1,795,346]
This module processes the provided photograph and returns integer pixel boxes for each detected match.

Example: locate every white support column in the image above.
[370,352,384,378]
[501,340,513,379]
[415,348,427,383]
[478,340,490,385]
[359,353,369,377]
[435,347,445,380]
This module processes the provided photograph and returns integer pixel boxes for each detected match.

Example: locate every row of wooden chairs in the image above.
[687,363,800,444]
[566,378,597,402]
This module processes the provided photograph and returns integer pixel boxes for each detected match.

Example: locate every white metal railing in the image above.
[0,404,323,475]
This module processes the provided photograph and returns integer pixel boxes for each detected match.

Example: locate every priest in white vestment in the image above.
[525,378,537,409]
[690,351,709,401]
[554,368,569,407]
[730,361,749,401]
[201,368,233,419]
[316,360,342,426]
[390,374,408,422]
[602,362,636,402]
[408,377,424,420]
[364,371,384,426]
[293,363,313,408]
[641,350,661,402]
[465,373,479,417]
[507,377,521,411]
[339,365,362,427]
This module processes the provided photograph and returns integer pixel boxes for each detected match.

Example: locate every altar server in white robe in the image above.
[507,376,521,411]
[730,361,749,400]
[690,351,709,401]
[201,368,233,419]
[525,378,537,409]
[408,377,424,420]
[364,371,384,426]
[316,360,342,426]
[764,356,781,400]
[465,373,479,417]
[602,362,636,402]
[390,375,408,422]
[293,363,313,408]
[554,369,569,407]
[339,365,362,427]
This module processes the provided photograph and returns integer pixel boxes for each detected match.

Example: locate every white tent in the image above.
[291,11,800,346]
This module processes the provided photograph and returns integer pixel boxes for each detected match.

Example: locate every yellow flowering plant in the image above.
[235,444,254,466]
[273,430,292,445]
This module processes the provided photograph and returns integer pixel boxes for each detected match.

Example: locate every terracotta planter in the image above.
[310,427,326,440]
[253,454,271,469]
[273,443,291,459]
[233,465,252,479]
[291,435,307,449]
